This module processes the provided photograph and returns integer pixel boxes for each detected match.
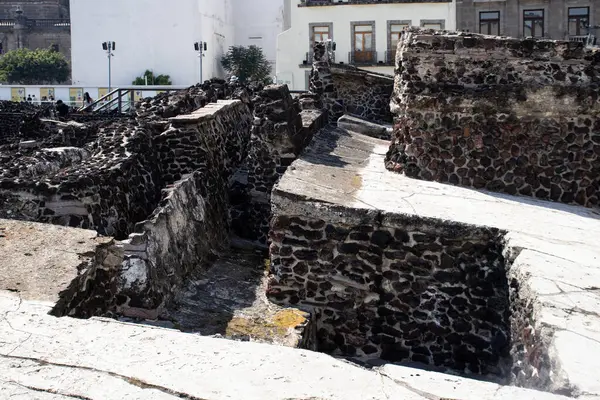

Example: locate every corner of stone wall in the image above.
[230,85,322,244]
[50,238,124,318]
[502,242,574,395]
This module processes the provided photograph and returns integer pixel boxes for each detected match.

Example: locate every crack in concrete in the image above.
[0,353,208,400]
[376,369,453,400]
[0,295,35,357]
[1,379,92,399]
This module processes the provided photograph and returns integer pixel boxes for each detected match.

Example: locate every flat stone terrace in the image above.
[273,126,600,398]
[0,219,112,303]
[0,291,572,400]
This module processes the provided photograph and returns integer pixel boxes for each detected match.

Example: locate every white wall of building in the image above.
[70,0,235,87]
[277,0,456,90]
[232,0,284,75]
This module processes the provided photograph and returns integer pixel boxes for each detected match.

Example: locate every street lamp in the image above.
[194,41,207,84]
[102,41,116,92]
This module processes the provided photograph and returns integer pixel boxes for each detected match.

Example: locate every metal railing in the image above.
[0,18,70,29]
[349,50,378,65]
[78,88,134,114]
[30,19,70,29]
[385,50,396,65]
[569,34,596,46]
[78,87,177,114]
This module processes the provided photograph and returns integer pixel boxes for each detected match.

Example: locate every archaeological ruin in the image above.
[0,29,599,399]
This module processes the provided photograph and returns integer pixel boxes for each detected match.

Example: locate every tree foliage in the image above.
[221,45,272,85]
[132,70,172,85]
[0,47,70,84]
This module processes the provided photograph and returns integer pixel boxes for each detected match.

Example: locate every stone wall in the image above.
[0,88,252,239]
[114,100,252,314]
[0,101,53,144]
[268,201,512,376]
[386,30,600,208]
[230,85,324,243]
[0,121,161,238]
[331,66,393,124]
[44,99,253,318]
[306,42,393,125]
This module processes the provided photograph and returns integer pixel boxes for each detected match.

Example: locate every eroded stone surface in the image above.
[162,246,314,349]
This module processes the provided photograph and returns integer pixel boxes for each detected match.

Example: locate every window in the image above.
[479,11,500,35]
[313,25,330,43]
[523,9,544,38]
[390,23,407,50]
[422,23,442,30]
[569,7,589,36]
[353,24,374,63]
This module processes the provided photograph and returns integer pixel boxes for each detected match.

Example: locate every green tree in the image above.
[0,47,70,84]
[132,70,172,85]
[221,45,272,85]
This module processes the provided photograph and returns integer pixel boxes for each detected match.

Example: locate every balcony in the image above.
[569,35,597,46]
[349,50,377,65]
[0,18,70,31]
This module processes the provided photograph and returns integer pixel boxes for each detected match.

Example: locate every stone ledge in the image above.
[168,99,243,124]
[0,291,571,400]
[0,219,112,304]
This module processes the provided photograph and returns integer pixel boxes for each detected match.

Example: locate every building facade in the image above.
[276,0,457,90]
[233,0,284,76]
[456,0,598,41]
[70,0,284,87]
[0,0,71,60]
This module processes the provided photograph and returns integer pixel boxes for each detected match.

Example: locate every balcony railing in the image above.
[349,50,377,65]
[0,18,70,29]
[569,34,596,46]
[30,19,70,29]
[385,50,397,65]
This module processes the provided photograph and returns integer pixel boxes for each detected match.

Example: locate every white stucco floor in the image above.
[274,126,600,398]
[0,291,574,400]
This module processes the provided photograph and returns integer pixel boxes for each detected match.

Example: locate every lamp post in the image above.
[102,41,116,92]
[194,41,207,84]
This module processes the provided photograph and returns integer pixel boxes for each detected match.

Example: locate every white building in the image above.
[276,0,457,90]
[233,0,285,75]
[70,0,284,87]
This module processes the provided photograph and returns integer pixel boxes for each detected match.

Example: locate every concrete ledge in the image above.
[0,291,571,400]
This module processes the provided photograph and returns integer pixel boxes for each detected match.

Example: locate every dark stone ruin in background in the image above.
[386,29,600,208]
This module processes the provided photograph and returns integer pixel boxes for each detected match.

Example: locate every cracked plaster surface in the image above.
[0,291,571,400]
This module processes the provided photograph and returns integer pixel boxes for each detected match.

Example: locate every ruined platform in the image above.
[161,246,314,348]
[0,219,113,304]
[270,126,600,397]
[0,290,572,400]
